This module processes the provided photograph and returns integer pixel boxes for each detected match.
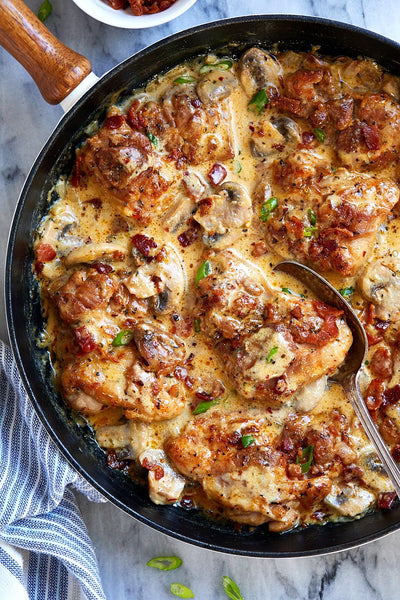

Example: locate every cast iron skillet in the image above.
[3,3,400,556]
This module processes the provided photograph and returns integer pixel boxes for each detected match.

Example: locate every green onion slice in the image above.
[314,128,325,143]
[223,576,244,600]
[174,75,196,84]
[112,330,134,347]
[38,0,52,21]
[248,88,269,114]
[194,318,201,333]
[146,131,158,147]
[146,556,182,571]
[303,226,317,238]
[170,583,195,598]
[195,259,212,286]
[339,286,355,298]
[192,400,218,415]
[296,444,314,473]
[365,360,370,366]
[199,59,233,74]
[235,161,242,174]
[260,196,278,222]
[241,434,255,448]
[281,288,305,298]
[308,208,317,226]
[267,346,279,363]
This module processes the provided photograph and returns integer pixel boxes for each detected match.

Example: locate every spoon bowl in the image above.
[274,260,400,498]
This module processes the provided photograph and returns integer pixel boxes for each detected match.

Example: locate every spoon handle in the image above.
[345,374,400,499]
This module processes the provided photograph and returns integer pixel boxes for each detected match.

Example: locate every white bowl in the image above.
[71,0,198,28]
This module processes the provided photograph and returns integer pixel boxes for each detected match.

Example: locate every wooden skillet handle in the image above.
[0,0,92,104]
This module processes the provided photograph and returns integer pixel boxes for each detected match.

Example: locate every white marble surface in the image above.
[1,1,400,599]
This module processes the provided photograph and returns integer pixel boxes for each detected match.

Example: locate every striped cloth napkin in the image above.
[0,341,107,600]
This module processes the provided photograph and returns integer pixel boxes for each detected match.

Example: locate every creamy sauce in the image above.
[34,48,400,531]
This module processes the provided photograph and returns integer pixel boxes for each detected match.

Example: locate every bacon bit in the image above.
[178,219,200,248]
[365,379,385,411]
[194,390,214,402]
[84,198,102,210]
[191,97,202,109]
[208,163,227,186]
[301,131,315,146]
[366,331,384,346]
[92,262,114,274]
[198,197,213,216]
[180,495,195,509]
[36,243,56,262]
[156,246,167,263]
[34,261,44,276]
[70,155,84,188]
[375,319,390,331]
[105,114,125,129]
[371,346,393,379]
[382,384,400,409]
[392,444,400,462]
[132,233,157,256]
[167,147,186,169]
[142,457,164,480]
[106,449,129,470]
[74,326,97,354]
[174,365,194,389]
[310,511,326,522]
[343,464,364,483]
[274,95,302,115]
[377,491,397,509]
[252,241,268,257]
[361,122,381,151]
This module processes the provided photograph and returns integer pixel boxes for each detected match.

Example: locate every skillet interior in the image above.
[6,15,400,557]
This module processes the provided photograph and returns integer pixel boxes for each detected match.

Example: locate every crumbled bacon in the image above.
[36,243,56,262]
[105,114,125,129]
[377,491,397,509]
[92,262,114,274]
[132,233,157,256]
[208,163,227,186]
[107,449,129,470]
[178,219,200,248]
[142,457,164,480]
[74,326,97,354]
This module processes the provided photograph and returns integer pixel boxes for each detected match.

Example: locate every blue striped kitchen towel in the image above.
[0,341,107,600]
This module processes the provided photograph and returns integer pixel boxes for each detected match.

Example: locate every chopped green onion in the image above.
[112,330,134,347]
[241,434,255,448]
[339,286,355,298]
[314,128,325,143]
[146,556,182,571]
[38,0,52,21]
[248,88,269,114]
[192,400,218,415]
[146,131,158,147]
[194,318,201,333]
[365,360,370,366]
[260,196,278,222]
[199,59,233,74]
[308,208,317,226]
[296,444,314,473]
[174,75,196,84]
[267,346,279,364]
[223,576,244,600]
[303,226,317,238]
[195,259,212,286]
[235,161,242,174]
[170,583,194,598]
[331,165,337,173]
[281,288,305,298]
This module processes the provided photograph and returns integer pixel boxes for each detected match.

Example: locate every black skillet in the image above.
[3,0,400,556]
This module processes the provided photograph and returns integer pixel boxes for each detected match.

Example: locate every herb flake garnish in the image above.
[146,556,182,571]
[339,286,355,298]
[296,444,314,473]
[308,208,317,226]
[194,318,201,333]
[248,88,269,114]
[241,434,255,448]
[267,346,279,363]
[223,576,244,600]
[192,400,218,415]
[146,131,158,147]
[170,583,194,598]
[260,196,278,222]
[174,75,196,84]
[199,59,233,74]
[314,128,325,143]
[112,330,134,347]
[195,259,212,286]
[38,0,52,21]
[303,226,317,238]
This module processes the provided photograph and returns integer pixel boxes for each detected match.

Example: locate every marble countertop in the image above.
[1,1,400,598]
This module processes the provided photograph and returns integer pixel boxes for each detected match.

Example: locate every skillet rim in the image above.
[6,13,400,558]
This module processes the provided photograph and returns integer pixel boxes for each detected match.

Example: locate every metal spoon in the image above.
[274,259,400,498]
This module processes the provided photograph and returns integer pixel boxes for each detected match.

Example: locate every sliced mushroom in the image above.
[132,322,186,374]
[196,69,238,105]
[194,181,252,247]
[123,244,186,314]
[139,449,186,505]
[295,375,327,413]
[251,117,301,158]
[64,242,127,267]
[324,483,375,517]
[239,47,282,97]
[358,258,400,321]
